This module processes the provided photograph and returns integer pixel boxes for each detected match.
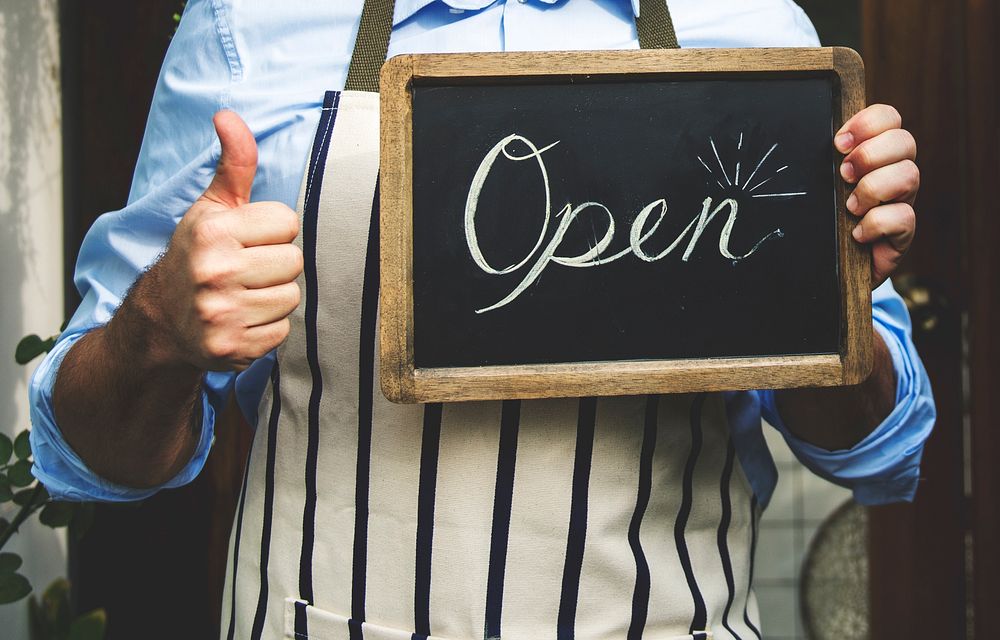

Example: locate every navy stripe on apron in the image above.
[294,600,309,639]
[413,403,443,640]
[743,494,762,640]
[557,397,597,640]
[717,437,741,640]
[678,394,708,635]
[626,395,659,640]
[250,364,282,640]
[350,179,382,640]
[484,399,521,640]
[299,90,341,608]
[224,432,254,640]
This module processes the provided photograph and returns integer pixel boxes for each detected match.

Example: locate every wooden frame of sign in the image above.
[379,47,870,404]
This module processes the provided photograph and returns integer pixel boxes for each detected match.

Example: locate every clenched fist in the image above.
[835,104,919,288]
[137,111,303,370]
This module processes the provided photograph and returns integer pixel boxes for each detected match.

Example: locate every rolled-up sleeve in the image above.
[27,0,237,502]
[758,279,936,505]
[29,332,220,502]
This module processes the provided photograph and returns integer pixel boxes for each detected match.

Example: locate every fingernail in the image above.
[847,194,858,212]
[835,132,854,152]
[852,224,863,240]
[841,161,856,182]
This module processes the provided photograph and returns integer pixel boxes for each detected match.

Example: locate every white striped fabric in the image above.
[219,89,762,640]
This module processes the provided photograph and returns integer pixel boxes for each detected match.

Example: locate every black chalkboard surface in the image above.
[380,49,871,403]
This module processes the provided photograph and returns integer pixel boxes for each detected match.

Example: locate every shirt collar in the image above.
[393,0,641,26]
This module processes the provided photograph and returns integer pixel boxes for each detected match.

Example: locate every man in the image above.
[30,1,933,638]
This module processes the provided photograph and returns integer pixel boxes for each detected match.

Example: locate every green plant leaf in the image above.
[41,577,71,636]
[0,481,12,503]
[14,430,31,461]
[0,433,12,464]
[28,592,46,640]
[40,502,75,528]
[13,485,47,507]
[8,459,34,487]
[68,609,106,640]
[15,335,56,365]
[0,518,8,537]
[0,552,22,575]
[0,572,32,604]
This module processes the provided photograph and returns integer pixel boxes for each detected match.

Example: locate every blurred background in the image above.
[0,1,996,638]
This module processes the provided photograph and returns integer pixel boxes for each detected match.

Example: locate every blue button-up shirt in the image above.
[28,0,935,506]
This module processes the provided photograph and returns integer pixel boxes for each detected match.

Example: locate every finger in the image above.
[237,244,304,288]
[227,201,300,247]
[840,128,917,183]
[846,160,919,216]
[835,104,903,154]
[239,282,301,327]
[242,318,292,356]
[201,316,288,370]
[203,111,258,208]
[217,319,292,370]
[851,202,916,254]
[871,241,906,289]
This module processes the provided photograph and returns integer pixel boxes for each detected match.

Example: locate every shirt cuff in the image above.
[28,330,217,503]
[759,317,936,506]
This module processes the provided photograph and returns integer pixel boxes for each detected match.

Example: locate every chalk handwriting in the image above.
[466,134,790,314]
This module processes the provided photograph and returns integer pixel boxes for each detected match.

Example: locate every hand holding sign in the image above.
[836,104,919,288]
[141,111,303,371]
[380,49,875,402]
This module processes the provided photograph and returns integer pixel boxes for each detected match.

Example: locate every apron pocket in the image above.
[284,598,447,640]
[284,599,713,640]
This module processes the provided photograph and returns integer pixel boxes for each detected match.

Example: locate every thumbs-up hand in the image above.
[140,111,303,371]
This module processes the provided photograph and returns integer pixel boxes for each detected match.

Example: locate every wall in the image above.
[756,425,855,639]
[0,0,66,637]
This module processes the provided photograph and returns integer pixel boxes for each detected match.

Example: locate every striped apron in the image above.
[218,87,766,639]
[220,3,764,637]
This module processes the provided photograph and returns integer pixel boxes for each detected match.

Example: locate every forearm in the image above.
[52,267,205,489]
[775,325,896,451]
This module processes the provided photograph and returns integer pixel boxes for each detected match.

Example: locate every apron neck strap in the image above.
[343,0,679,92]
[636,0,680,49]
[345,0,397,92]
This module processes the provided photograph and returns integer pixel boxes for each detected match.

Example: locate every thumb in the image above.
[203,110,258,208]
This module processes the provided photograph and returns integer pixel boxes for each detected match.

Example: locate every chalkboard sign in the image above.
[380,48,870,403]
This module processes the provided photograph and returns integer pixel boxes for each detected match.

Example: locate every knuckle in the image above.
[289,244,305,273]
[281,207,301,238]
[193,292,228,325]
[902,160,921,191]
[201,333,237,361]
[286,282,302,310]
[264,203,299,239]
[273,318,291,344]
[256,320,290,354]
[187,259,213,286]
[900,202,917,227]
[875,103,902,128]
[853,179,873,205]
[899,129,917,157]
[861,214,882,236]
[188,254,229,287]
[872,217,892,238]
[190,215,231,247]
[855,219,871,239]
[852,144,873,170]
